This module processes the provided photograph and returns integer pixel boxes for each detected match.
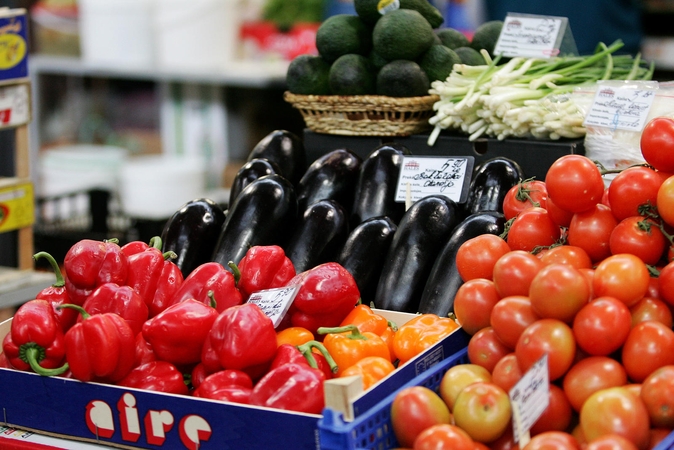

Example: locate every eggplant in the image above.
[211,174,297,267]
[283,199,349,274]
[373,195,460,313]
[247,129,307,187]
[296,148,362,214]
[229,158,281,208]
[160,198,227,278]
[336,216,397,304]
[418,211,507,317]
[350,143,411,228]
[462,156,524,216]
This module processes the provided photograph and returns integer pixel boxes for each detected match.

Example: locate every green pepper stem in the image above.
[23,345,69,377]
[297,340,338,374]
[207,290,217,309]
[149,236,163,250]
[163,251,178,261]
[33,251,65,288]
[227,261,241,285]
[317,324,367,340]
[57,303,90,320]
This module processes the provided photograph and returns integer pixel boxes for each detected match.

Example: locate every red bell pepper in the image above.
[1,299,68,376]
[271,342,337,380]
[168,262,242,313]
[33,251,78,332]
[142,297,219,366]
[286,262,360,335]
[60,304,136,383]
[232,245,295,301]
[192,369,253,404]
[190,362,210,390]
[63,238,128,304]
[117,361,189,395]
[249,363,326,414]
[134,332,156,367]
[81,283,149,337]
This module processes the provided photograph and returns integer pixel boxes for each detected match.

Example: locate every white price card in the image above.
[493,14,566,59]
[246,285,299,328]
[509,355,550,446]
[0,82,30,128]
[394,156,473,204]
[583,85,656,132]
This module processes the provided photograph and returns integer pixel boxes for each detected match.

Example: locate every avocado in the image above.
[368,48,389,70]
[329,54,377,95]
[286,55,332,95]
[470,20,503,57]
[376,60,430,97]
[419,44,461,82]
[315,14,373,62]
[372,9,436,61]
[435,27,470,49]
[354,0,445,28]
[455,46,486,65]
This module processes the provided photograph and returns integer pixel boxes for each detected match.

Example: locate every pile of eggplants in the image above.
[161,129,523,318]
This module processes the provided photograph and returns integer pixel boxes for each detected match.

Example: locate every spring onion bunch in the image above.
[427,40,654,144]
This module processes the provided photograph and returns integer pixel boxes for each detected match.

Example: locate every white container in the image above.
[119,155,206,219]
[78,0,154,68]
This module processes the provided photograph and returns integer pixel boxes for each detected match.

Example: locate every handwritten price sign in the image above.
[584,84,656,132]
[395,156,473,204]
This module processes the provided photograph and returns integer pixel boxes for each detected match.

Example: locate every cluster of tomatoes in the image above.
[388,117,674,450]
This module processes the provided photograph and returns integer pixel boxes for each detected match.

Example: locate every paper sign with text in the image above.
[246,285,299,328]
[583,84,656,132]
[509,354,550,444]
[395,156,473,204]
[494,14,569,59]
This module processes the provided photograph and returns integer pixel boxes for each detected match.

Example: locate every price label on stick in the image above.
[583,84,656,132]
[247,285,299,328]
[395,156,473,204]
[493,13,573,59]
[509,355,550,446]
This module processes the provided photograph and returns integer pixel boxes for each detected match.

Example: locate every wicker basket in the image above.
[283,91,439,136]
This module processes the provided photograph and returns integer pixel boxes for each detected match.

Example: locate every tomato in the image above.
[467,327,511,373]
[657,260,674,308]
[456,234,511,282]
[607,166,663,222]
[630,296,673,328]
[492,251,544,298]
[491,353,523,393]
[640,117,674,173]
[390,386,452,448]
[489,427,520,450]
[515,319,576,381]
[572,296,632,356]
[412,424,475,450]
[503,180,549,220]
[593,254,650,307]
[453,278,501,336]
[585,434,640,450]
[609,216,667,266]
[490,295,540,350]
[640,365,674,428]
[622,321,674,383]
[567,203,617,262]
[657,175,674,228]
[579,387,650,450]
[439,363,492,411]
[506,207,561,252]
[523,431,581,450]
[545,154,605,214]
[545,195,574,228]
[562,356,628,412]
[452,382,511,443]
[538,245,592,270]
[528,263,590,323]
[530,384,573,436]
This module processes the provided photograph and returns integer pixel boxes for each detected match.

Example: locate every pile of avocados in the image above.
[285,0,503,98]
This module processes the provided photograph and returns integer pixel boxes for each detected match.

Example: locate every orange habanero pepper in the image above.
[317,324,391,376]
[340,304,398,362]
[340,356,396,390]
[393,314,459,365]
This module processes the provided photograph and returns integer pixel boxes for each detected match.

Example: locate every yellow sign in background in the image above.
[0,180,34,233]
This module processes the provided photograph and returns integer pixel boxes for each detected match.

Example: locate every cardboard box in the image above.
[0,311,470,449]
[0,8,29,82]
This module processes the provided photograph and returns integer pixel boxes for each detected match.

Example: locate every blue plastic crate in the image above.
[318,347,471,450]
[656,430,674,450]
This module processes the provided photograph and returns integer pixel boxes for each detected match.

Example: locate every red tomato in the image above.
[545,195,574,228]
[391,386,452,448]
[585,434,639,450]
[622,321,674,383]
[528,263,590,323]
[562,356,628,412]
[412,424,475,450]
[579,387,650,450]
[523,431,581,450]
[658,260,674,308]
[492,251,544,298]
[453,278,501,335]
[640,365,674,428]
[545,154,605,214]
[572,296,632,356]
[538,245,592,270]
[607,166,663,222]
[452,382,512,444]
[530,384,573,436]
[456,234,511,282]
[491,352,523,393]
[503,180,548,220]
[567,203,617,263]
[630,296,673,328]
[515,319,576,381]
[640,117,674,173]
[592,253,650,307]
[506,207,561,252]
[657,175,674,228]
[468,327,511,373]
[490,295,540,350]
[609,216,667,265]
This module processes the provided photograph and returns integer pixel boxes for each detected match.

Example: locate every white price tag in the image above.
[246,285,299,328]
[494,14,566,59]
[0,82,29,128]
[583,85,656,132]
[509,355,550,446]
[394,156,473,204]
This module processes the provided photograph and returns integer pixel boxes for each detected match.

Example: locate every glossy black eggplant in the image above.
[373,195,460,313]
[211,174,297,268]
[462,156,524,216]
[350,143,411,228]
[283,199,349,274]
[247,129,307,187]
[160,198,227,278]
[228,158,281,208]
[336,216,397,304]
[418,211,507,317]
[296,148,362,214]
